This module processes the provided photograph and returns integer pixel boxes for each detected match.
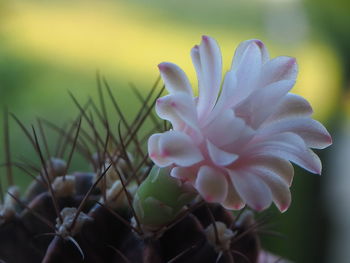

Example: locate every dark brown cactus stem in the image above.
[20,191,95,252]
[42,203,131,263]
[25,158,68,202]
[8,171,97,260]
[112,206,261,263]
[229,211,260,263]
[0,215,44,262]
[115,213,211,263]
[194,205,261,263]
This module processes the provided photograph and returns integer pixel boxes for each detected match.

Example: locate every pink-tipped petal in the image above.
[196,36,223,120]
[204,109,253,148]
[258,117,332,149]
[209,70,238,118]
[228,170,273,211]
[155,93,199,133]
[234,156,294,186]
[222,181,245,210]
[235,79,295,129]
[230,42,263,105]
[264,93,313,123]
[158,131,204,167]
[195,166,228,203]
[170,167,197,184]
[251,168,291,212]
[261,56,298,86]
[158,62,193,96]
[206,140,238,167]
[191,45,203,91]
[148,133,172,167]
[245,132,322,174]
[232,39,269,70]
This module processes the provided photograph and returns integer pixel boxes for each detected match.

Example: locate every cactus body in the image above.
[0,82,270,263]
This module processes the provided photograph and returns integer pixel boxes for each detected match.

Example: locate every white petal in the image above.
[158,62,193,96]
[208,70,238,120]
[230,42,263,105]
[170,166,197,184]
[244,132,322,174]
[148,133,172,167]
[232,39,269,70]
[206,140,238,166]
[158,131,204,167]
[261,56,297,86]
[204,109,253,148]
[156,93,199,132]
[219,69,238,107]
[196,36,222,120]
[191,44,202,90]
[264,93,313,123]
[235,79,295,129]
[222,181,245,210]
[195,166,228,203]
[228,170,273,211]
[234,156,294,186]
[256,169,291,212]
[258,117,332,149]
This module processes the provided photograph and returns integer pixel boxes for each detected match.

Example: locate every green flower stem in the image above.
[133,166,197,231]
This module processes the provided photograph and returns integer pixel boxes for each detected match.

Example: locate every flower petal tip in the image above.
[254,205,265,212]
[233,203,245,210]
[160,149,170,158]
[316,168,322,175]
[327,135,333,146]
[205,195,214,202]
[253,39,264,48]
[202,35,210,42]
[286,57,297,68]
[279,204,289,213]
[157,62,167,71]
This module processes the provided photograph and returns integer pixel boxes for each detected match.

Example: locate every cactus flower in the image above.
[148,36,332,212]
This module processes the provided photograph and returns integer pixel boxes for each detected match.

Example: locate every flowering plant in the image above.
[149,36,332,212]
[0,35,332,263]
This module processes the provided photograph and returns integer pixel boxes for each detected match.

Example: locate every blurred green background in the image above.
[0,0,349,262]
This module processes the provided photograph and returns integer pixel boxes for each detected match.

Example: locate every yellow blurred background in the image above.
[0,0,342,119]
[0,0,349,262]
